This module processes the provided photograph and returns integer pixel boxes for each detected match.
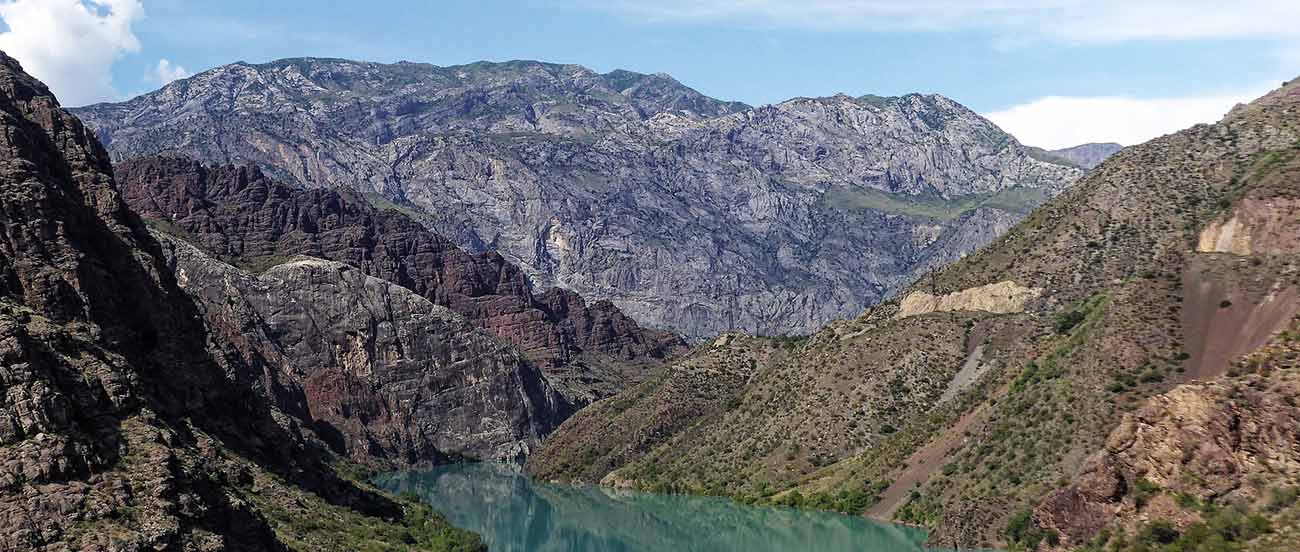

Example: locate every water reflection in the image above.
[374,463,934,552]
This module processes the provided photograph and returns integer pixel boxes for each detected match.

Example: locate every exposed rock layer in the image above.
[894,280,1042,319]
[1197,197,1300,256]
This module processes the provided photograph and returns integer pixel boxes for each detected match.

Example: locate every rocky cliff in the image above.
[529,78,1300,551]
[115,156,682,404]
[0,52,481,551]
[156,233,573,464]
[72,57,1081,339]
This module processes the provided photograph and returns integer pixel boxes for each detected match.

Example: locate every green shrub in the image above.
[1138,520,1180,545]
[1054,310,1087,334]
[1134,478,1161,510]
[1005,508,1049,549]
[1267,486,1300,511]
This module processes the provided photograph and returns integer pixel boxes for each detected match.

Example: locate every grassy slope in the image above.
[248,462,483,552]
[826,185,1050,220]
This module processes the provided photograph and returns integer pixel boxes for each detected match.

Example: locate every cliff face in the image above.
[115,157,683,404]
[529,78,1300,550]
[72,57,1081,339]
[0,52,480,550]
[157,234,573,464]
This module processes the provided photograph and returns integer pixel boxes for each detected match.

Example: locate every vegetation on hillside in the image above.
[529,79,1300,550]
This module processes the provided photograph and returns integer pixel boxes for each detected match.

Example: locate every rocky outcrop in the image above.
[894,280,1042,319]
[115,157,683,403]
[1035,370,1300,549]
[157,234,573,464]
[73,57,1081,339]
[0,51,480,551]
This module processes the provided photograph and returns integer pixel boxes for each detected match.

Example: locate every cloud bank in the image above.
[0,0,144,106]
[594,1,1300,44]
[983,89,1270,150]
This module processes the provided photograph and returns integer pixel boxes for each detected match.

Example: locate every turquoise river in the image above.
[373,463,950,552]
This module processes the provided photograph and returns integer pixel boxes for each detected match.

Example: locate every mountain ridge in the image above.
[72,56,1081,340]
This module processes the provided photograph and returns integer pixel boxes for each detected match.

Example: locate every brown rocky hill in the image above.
[115,156,684,405]
[528,78,1300,551]
[0,52,481,551]
[72,57,1081,340]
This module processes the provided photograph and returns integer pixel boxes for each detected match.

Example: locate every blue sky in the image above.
[2,0,1298,148]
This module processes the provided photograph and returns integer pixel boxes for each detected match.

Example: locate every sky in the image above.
[0,1,1297,149]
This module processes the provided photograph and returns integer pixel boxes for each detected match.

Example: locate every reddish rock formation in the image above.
[157,233,573,464]
[115,157,685,401]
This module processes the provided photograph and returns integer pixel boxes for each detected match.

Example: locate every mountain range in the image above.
[72,57,1082,340]
[4,45,1298,552]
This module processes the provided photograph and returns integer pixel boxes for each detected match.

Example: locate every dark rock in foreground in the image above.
[0,50,481,551]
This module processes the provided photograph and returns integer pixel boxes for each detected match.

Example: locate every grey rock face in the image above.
[157,232,573,464]
[1049,143,1123,169]
[74,57,1081,339]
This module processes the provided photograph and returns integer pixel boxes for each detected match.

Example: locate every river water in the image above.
[374,463,939,552]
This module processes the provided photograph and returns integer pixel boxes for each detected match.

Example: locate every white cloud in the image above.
[148,57,188,85]
[593,1,1300,44]
[0,0,144,106]
[983,89,1272,150]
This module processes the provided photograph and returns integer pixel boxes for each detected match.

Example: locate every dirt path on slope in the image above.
[938,346,986,404]
[866,403,988,520]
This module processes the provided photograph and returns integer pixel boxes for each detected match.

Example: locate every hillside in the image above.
[72,57,1080,339]
[528,78,1300,550]
[0,52,482,551]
